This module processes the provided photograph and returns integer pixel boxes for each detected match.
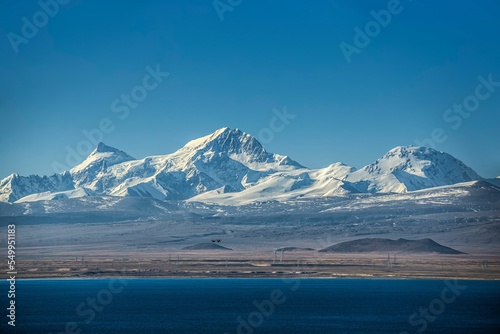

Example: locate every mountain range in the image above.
[0,127,490,205]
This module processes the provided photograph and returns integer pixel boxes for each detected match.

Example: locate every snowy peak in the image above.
[208,128,265,157]
[71,143,134,173]
[377,146,479,181]
[70,143,135,187]
[321,162,356,178]
[0,174,17,202]
[182,127,262,156]
[94,142,126,154]
[89,142,135,162]
[0,172,74,202]
[181,127,231,150]
[1,173,18,185]
[346,146,481,193]
[178,127,303,170]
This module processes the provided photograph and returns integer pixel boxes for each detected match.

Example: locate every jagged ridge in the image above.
[0,128,484,203]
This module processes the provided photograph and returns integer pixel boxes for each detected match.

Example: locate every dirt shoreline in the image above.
[4,252,500,280]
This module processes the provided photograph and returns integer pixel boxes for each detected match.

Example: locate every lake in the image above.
[1,278,499,333]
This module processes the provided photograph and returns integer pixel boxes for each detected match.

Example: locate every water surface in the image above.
[1,278,499,333]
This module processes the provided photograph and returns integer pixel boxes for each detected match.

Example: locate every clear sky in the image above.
[1,0,499,179]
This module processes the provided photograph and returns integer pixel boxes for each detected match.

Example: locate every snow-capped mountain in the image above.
[0,172,74,202]
[0,128,484,204]
[0,128,303,202]
[96,127,304,200]
[71,142,135,188]
[345,146,481,193]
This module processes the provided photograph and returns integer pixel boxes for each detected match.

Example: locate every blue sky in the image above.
[1,0,499,178]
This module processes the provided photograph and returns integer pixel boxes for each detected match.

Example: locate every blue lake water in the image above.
[1,278,499,333]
